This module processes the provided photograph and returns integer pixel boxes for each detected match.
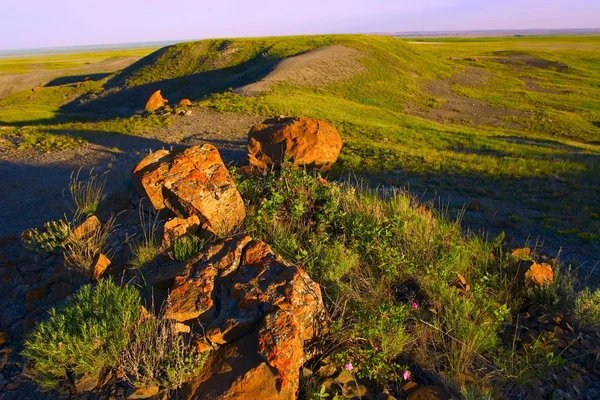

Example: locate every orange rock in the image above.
[161,215,201,251]
[145,90,168,112]
[133,145,246,235]
[525,262,554,286]
[91,253,111,280]
[178,98,192,107]
[32,86,43,93]
[407,385,450,400]
[511,247,531,260]
[127,385,159,399]
[170,236,326,400]
[247,117,342,170]
[70,215,101,241]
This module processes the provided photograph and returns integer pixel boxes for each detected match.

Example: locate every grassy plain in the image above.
[0,48,157,75]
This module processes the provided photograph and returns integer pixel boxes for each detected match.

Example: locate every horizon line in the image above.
[1,27,599,55]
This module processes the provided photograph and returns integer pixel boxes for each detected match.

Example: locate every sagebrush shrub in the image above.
[119,314,208,389]
[23,280,141,389]
[21,219,71,254]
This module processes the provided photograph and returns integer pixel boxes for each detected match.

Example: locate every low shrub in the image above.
[23,279,141,390]
[118,314,208,389]
[21,219,71,254]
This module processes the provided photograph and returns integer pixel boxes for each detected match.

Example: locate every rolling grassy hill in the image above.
[1,34,599,269]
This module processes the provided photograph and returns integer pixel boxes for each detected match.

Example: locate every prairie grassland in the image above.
[1,34,599,269]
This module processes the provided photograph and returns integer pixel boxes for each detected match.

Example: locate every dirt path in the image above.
[417,67,529,127]
[0,108,261,238]
[0,56,141,100]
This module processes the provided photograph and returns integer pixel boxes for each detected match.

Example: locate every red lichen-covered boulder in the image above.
[171,236,326,400]
[247,117,342,170]
[145,90,168,112]
[132,145,246,235]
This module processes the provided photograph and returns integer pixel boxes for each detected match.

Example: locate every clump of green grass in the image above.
[21,219,71,254]
[68,168,108,220]
[171,235,205,262]
[118,312,208,390]
[129,205,161,270]
[63,215,115,278]
[22,279,141,390]
[574,288,600,330]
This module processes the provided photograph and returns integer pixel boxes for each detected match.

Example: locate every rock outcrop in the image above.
[247,117,342,170]
[145,90,168,112]
[168,236,326,400]
[133,145,246,235]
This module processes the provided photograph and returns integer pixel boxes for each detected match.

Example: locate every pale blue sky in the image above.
[1,0,599,50]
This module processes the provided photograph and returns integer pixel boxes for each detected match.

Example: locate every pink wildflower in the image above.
[411,302,419,309]
[345,363,354,371]
[403,370,411,380]
[375,346,380,351]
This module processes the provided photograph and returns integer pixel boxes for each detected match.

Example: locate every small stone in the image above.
[178,99,192,107]
[127,384,159,399]
[316,362,337,378]
[46,282,74,303]
[91,253,111,280]
[161,216,201,252]
[70,216,101,241]
[407,385,450,400]
[32,87,43,93]
[525,262,554,286]
[466,200,482,211]
[25,287,46,303]
[511,247,531,259]
[184,110,192,116]
[402,381,419,394]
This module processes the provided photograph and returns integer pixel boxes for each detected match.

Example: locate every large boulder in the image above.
[145,90,168,112]
[133,145,246,235]
[247,117,342,170]
[170,236,326,400]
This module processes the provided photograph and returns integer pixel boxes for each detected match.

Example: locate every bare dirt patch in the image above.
[417,67,529,127]
[0,56,141,100]
[237,45,366,95]
[0,107,260,238]
[494,53,569,72]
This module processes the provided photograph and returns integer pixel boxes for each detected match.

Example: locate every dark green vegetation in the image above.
[237,164,600,397]
[23,280,141,390]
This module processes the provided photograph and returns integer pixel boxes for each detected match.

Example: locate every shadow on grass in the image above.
[1,53,280,127]
[45,73,111,87]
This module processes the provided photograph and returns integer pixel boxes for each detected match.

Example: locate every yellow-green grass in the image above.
[0,48,157,75]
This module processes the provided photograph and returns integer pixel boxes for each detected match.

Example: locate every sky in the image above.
[1,0,599,50]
